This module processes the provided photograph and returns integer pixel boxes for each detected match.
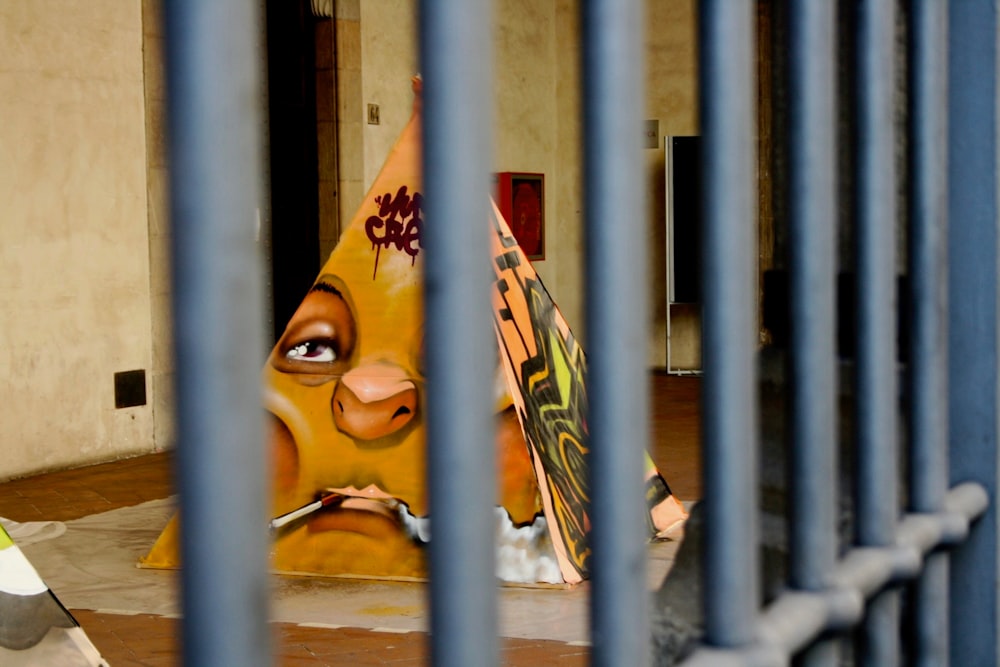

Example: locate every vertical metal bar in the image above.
[698,0,760,650]
[162,1,271,666]
[906,1,949,665]
[418,2,498,667]
[581,0,650,664]
[787,1,839,664]
[947,1,1000,665]
[853,1,899,665]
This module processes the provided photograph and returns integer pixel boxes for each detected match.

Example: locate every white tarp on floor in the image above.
[8,499,682,645]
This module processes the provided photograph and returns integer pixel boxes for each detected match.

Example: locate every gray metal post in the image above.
[853,1,899,665]
[906,1,950,665]
[418,2,498,667]
[162,1,271,665]
[581,0,651,664]
[947,1,1000,665]
[698,0,760,650]
[787,0,839,664]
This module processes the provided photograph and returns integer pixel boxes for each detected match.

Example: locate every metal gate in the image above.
[688,1,993,665]
[162,0,999,665]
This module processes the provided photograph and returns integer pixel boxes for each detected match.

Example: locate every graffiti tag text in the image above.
[365,185,423,279]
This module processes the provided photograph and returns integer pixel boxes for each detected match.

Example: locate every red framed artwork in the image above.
[495,172,545,260]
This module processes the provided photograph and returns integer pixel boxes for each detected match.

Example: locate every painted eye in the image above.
[285,340,337,363]
[270,275,357,378]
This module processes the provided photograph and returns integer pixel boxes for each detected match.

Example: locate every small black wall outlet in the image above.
[114,369,147,409]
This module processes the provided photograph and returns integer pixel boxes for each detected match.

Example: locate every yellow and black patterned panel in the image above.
[490,210,592,578]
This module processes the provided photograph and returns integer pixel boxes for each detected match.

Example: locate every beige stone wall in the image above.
[552,0,585,346]
[333,0,364,250]
[0,1,157,478]
[646,0,699,368]
[316,17,340,263]
[359,0,419,193]
[142,0,174,452]
[495,1,565,327]
[501,0,699,359]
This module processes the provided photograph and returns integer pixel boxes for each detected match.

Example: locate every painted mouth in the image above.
[269,489,562,583]
[269,487,431,544]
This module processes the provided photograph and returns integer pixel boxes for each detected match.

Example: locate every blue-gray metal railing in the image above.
[698,0,760,652]
[581,1,653,666]
[787,2,840,664]
[906,0,950,664]
[418,2,499,667]
[947,1,1000,665]
[853,1,899,665]
[162,0,272,665]
[160,1,1000,664]
[680,0,992,665]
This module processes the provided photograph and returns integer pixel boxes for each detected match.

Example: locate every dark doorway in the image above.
[669,136,702,304]
[265,0,320,344]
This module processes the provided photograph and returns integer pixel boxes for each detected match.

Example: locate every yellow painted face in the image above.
[266,211,426,514]
[264,113,430,576]
[262,103,541,579]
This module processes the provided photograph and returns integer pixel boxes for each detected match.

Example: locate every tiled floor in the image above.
[0,373,700,666]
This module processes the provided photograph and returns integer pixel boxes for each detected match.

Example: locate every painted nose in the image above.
[332,363,418,441]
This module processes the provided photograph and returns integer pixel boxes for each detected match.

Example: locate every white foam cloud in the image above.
[396,503,562,584]
[494,508,562,584]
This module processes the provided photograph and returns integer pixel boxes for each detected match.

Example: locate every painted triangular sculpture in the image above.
[143,78,687,585]
[0,525,108,666]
